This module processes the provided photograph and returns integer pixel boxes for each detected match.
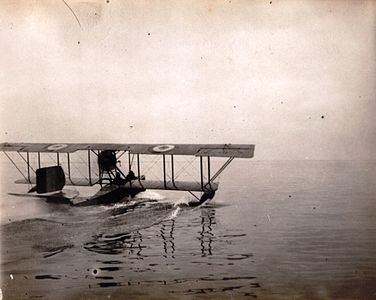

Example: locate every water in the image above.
[1,160,376,299]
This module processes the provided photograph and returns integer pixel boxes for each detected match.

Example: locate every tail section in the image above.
[32,166,66,193]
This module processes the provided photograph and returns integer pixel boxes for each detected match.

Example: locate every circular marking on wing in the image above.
[152,144,175,153]
[47,144,68,151]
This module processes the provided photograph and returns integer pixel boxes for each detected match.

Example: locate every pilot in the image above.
[125,170,137,182]
[113,172,124,186]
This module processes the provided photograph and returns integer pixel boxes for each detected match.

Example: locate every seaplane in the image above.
[0,143,255,206]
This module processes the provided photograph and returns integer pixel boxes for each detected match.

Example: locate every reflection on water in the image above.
[160,220,175,258]
[1,200,260,298]
[84,231,145,257]
[79,205,259,297]
[2,161,376,299]
[199,208,215,257]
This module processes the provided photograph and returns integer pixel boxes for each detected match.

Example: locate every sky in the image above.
[0,0,375,160]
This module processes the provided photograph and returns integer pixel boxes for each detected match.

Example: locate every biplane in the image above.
[0,143,255,206]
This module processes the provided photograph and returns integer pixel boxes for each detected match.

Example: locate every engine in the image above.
[97,150,117,172]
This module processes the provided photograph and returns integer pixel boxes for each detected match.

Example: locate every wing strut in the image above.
[136,154,143,188]
[207,156,212,190]
[162,154,167,189]
[171,154,177,189]
[187,190,200,201]
[128,151,136,172]
[3,152,30,184]
[67,152,76,185]
[210,156,234,183]
[17,152,35,183]
[87,150,92,185]
[198,155,235,192]
[200,156,204,191]
[37,152,41,168]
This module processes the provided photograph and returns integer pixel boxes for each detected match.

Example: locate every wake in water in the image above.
[1,191,202,260]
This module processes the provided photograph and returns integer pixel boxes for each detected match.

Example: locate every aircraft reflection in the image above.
[85,207,217,259]
[160,219,175,258]
[128,230,144,258]
[84,230,145,256]
[198,208,216,257]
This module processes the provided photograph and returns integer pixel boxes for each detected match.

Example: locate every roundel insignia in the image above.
[47,144,68,151]
[152,144,175,153]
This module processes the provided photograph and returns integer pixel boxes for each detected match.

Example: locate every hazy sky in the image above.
[0,0,375,160]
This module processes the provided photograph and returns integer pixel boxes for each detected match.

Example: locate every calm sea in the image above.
[1,160,376,299]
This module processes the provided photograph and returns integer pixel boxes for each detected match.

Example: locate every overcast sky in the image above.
[0,0,375,160]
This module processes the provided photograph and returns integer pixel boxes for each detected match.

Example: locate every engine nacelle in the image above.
[98,150,117,172]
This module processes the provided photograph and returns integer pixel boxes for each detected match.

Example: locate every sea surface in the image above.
[1,160,376,299]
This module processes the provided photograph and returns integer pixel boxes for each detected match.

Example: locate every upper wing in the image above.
[0,142,255,158]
